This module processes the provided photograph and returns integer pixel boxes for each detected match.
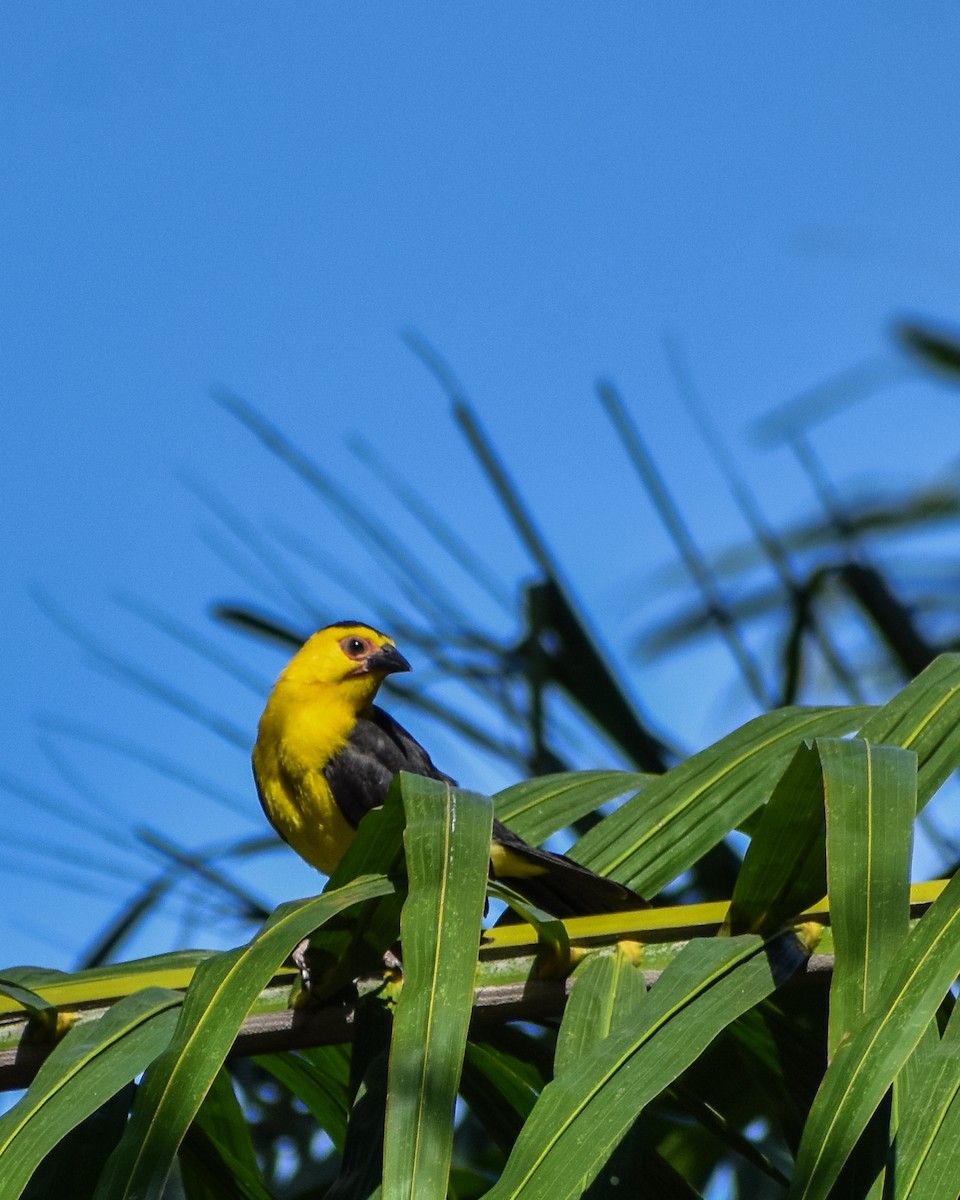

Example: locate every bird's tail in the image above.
[490,820,647,918]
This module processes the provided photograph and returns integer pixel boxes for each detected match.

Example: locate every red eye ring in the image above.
[341,636,367,658]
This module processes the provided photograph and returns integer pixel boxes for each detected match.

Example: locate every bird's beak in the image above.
[365,644,412,675]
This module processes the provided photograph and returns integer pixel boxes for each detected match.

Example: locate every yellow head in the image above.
[277,621,411,711]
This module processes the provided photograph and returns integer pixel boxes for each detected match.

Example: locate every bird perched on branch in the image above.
[253,621,646,917]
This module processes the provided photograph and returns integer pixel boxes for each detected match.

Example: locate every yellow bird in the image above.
[253,621,645,917]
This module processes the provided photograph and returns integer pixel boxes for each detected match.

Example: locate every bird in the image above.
[252,620,646,918]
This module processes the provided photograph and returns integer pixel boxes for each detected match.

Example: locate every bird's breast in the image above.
[253,687,360,876]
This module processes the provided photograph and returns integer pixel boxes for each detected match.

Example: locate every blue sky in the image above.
[3,5,960,969]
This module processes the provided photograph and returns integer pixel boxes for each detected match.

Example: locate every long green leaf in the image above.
[494,771,650,846]
[788,869,960,1200]
[22,1085,134,1200]
[553,948,651,1200]
[823,739,916,1056]
[822,739,916,1200]
[857,653,960,807]
[0,951,215,1025]
[460,1036,546,1156]
[189,1067,263,1186]
[0,978,58,1035]
[554,947,647,1075]
[485,928,808,1199]
[725,740,827,936]
[324,998,393,1200]
[179,1125,275,1200]
[382,776,493,1200]
[895,1007,960,1199]
[575,706,869,894]
[179,1066,272,1200]
[93,875,396,1200]
[0,988,182,1200]
[254,1045,351,1152]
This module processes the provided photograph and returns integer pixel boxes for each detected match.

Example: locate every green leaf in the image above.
[553,947,652,1200]
[0,967,68,989]
[190,1067,263,1185]
[485,929,807,1199]
[0,987,182,1200]
[857,653,960,807]
[789,869,960,1200]
[0,978,58,1038]
[575,705,869,895]
[821,739,916,1200]
[179,1068,272,1200]
[254,1045,351,1152]
[823,739,916,1056]
[179,1125,275,1200]
[460,1035,545,1156]
[554,947,647,1075]
[93,875,396,1200]
[381,777,493,1200]
[725,741,827,936]
[727,736,918,957]
[894,1014,960,1199]
[494,771,650,846]
[22,1085,135,1200]
[324,998,393,1200]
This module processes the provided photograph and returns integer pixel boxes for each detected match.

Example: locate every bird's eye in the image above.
[346,637,365,656]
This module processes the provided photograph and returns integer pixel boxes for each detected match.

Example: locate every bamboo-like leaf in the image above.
[0,951,213,1028]
[179,1127,275,1200]
[381,776,493,1200]
[190,1067,263,1184]
[0,988,182,1200]
[0,978,58,1037]
[554,947,647,1075]
[0,967,67,990]
[575,706,869,895]
[895,1007,960,1199]
[725,741,827,936]
[92,875,396,1200]
[553,947,651,1199]
[494,772,650,846]
[485,928,808,1199]
[821,739,916,1200]
[727,660,957,941]
[788,870,960,1200]
[254,1045,351,1152]
[324,998,393,1200]
[22,1085,134,1200]
[299,784,409,1001]
[179,1067,271,1200]
[460,1036,545,1156]
[856,653,960,807]
[823,739,916,1056]
[558,948,790,1193]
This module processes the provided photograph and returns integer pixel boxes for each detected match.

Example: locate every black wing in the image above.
[322,704,456,829]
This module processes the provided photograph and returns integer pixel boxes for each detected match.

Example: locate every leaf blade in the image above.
[382,776,493,1200]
